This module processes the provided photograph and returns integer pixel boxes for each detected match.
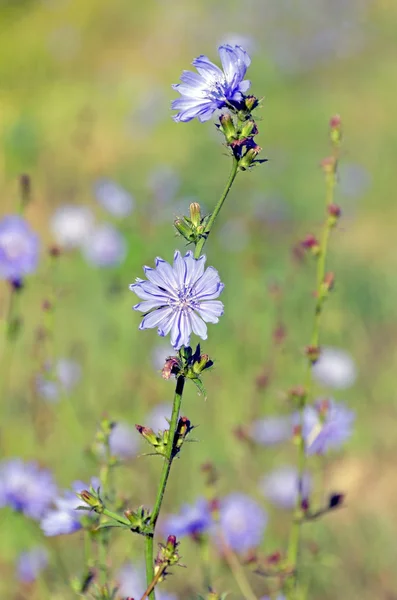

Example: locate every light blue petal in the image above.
[173,250,187,288]
[130,280,172,302]
[189,311,208,339]
[154,257,179,290]
[179,70,206,87]
[158,311,178,337]
[192,55,223,82]
[238,79,251,93]
[184,252,206,286]
[194,267,223,298]
[172,83,207,98]
[139,307,173,330]
[133,299,166,312]
[197,300,224,323]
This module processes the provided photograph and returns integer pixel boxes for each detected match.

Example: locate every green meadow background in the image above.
[1,0,397,598]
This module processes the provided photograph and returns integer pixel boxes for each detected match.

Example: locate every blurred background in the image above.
[1,0,397,598]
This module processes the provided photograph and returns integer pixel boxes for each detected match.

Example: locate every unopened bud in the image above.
[244,95,259,112]
[239,145,262,171]
[323,272,335,292]
[327,203,341,227]
[305,345,320,364]
[189,202,201,228]
[192,353,213,375]
[329,114,342,144]
[328,492,344,510]
[78,490,103,512]
[219,113,237,143]
[320,156,336,175]
[174,218,195,242]
[135,425,158,446]
[240,119,257,139]
[301,235,320,256]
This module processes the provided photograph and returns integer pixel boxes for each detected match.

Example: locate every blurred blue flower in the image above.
[151,343,175,372]
[147,166,180,206]
[146,403,173,431]
[82,224,126,267]
[250,415,293,446]
[0,215,39,280]
[93,178,134,217]
[259,466,311,510]
[109,422,139,459]
[130,250,224,349]
[172,44,251,122]
[217,493,267,553]
[40,478,99,536]
[0,459,57,520]
[312,347,357,390]
[163,498,212,538]
[117,563,177,600]
[36,358,82,402]
[17,547,48,583]
[50,204,94,249]
[301,399,355,455]
[261,595,285,600]
[338,163,371,198]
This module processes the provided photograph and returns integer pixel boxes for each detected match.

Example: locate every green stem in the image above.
[145,375,185,600]
[285,158,337,599]
[194,158,239,259]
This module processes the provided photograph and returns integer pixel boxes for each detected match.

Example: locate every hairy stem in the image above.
[194,157,239,259]
[145,375,185,599]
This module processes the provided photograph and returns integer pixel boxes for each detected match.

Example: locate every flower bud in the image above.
[244,95,259,112]
[301,235,320,256]
[305,345,320,364]
[320,156,336,175]
[329,114,342,145]
[78,490,104,513]
[135,425,158,446]
[240,119,258,139]
[328,492,344,510]
[192,353,213,375]
[327,203,341,227]
[174,217,195,242]
[189,202,202,228]
[238,145,262,171]
[162,357,179,379]
[219,113,237,143]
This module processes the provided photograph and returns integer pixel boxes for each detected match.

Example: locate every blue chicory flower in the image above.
[0,459,57,520]
[301,398,355,455]
[109,422,139,459]
[260,595,285,600]
[50,204,94,249]
[216,493,267,553]
[17,547,49,583]
[130,250,224,349]
[250,415,293,446]
[82,224,126,267]
[162,498,212,538]
[0,215,39,280]
[146,403,173,431]
[172,44,251,122]
[93,178,134,217]
[312,347,357,390]
[259,466,312,510]
[40,478,99,536]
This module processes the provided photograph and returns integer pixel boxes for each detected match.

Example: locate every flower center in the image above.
[206,77,227,102]
[169,284,199,313]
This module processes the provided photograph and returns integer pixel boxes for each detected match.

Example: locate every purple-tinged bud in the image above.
[329,114,342,144]
[288,386,307,405]
[192,353,213,375]
[78,490,103,512]
[328,492,344,510]
[219,113,237,143]
[42,299,53,311]
[327,203,342,227]
[305,345,321,364]
[320,156,336,175]
[301,497,310,512]
[301,235,320,256]
[10,278,24,292]
[273,323,286,345]
[174,416,193,452]
[135,425,158,446]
